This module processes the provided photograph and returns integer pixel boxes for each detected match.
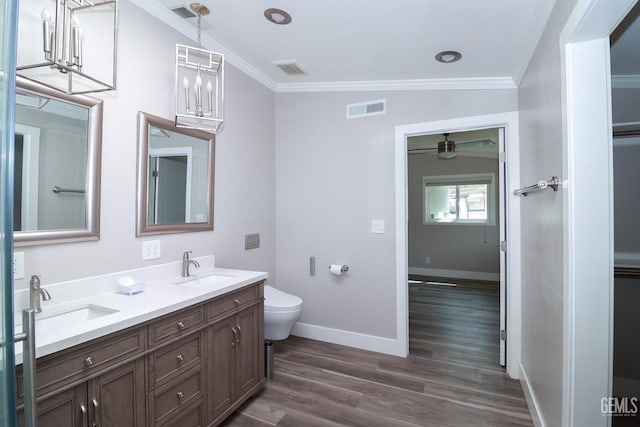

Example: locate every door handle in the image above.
[80,404,88,425]
[15,309,36,427]
[91,398,99,427]
[231,326,237,347]
[235,325,242,343]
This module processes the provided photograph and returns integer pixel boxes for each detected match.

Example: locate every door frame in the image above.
[394,111,521,378]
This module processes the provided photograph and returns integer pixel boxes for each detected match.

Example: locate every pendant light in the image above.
[175,3,224,133]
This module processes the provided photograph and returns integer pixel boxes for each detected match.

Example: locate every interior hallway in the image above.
[221,278,532,426]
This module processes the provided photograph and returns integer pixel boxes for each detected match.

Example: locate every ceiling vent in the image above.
[273,60,306,75]
[171,6,197,18]
[346,99,386,119]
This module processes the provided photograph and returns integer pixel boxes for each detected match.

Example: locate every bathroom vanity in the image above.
[13,262,266,427]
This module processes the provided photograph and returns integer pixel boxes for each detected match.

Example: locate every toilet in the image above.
[263,285,303,341]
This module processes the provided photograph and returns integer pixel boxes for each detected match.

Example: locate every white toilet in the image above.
[264,285,302,341]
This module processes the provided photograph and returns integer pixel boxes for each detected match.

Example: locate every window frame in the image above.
[422,173,496,226]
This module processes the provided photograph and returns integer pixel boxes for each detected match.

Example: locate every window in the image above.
[423,174,495,225]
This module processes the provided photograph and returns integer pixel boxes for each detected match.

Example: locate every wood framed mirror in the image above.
[14,77,102,247]
[136,111,215,236]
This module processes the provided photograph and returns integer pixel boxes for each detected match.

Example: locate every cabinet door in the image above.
[235,304,261,399]
[90,358,146,427]
[18,385,87,427]
[205,316,235,424]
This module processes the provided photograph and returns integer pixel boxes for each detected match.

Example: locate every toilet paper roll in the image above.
[329,264,348,275]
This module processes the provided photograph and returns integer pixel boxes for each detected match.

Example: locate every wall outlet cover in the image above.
[142,240,161,260]
[245,233,260,250]
[371,219,385,234]
[14,252,24,279]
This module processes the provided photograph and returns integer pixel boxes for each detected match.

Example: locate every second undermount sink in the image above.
[35,304,119,333]
[174,272,235,288]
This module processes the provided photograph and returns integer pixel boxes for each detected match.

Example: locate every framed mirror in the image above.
[14,77,102,247]
[136,112,215,236]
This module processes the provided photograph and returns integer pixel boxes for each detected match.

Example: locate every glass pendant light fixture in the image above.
[16,0,118,94]
[175,3,224,133]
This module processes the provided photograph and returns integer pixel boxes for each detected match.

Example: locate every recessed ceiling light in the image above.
[264,8,292,25]
[435,50,462,64]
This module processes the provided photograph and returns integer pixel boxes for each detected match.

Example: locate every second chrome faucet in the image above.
[182,251,200,277]
[29,274,51,313]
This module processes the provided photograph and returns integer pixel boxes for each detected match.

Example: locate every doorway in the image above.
[394,111,521,378]
[407,129,505,367]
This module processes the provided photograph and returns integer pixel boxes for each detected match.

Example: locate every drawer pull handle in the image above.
[177,321,185,329]
[85,356,94,367]
[176,354,184,362]
[234,298,240,305]
[177,391,185,400]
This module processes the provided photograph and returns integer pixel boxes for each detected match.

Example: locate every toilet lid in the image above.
[264,285,303,311]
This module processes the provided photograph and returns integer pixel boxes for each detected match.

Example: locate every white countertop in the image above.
[14,259,267,365]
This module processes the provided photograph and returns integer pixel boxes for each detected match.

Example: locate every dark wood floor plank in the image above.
[222,277,533,426]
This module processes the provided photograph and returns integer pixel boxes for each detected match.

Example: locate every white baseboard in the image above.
[409,267,500,282]
[291,322,406,357]
[520,363,546,427]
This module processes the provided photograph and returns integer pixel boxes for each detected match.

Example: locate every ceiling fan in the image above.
[408,133,496,160]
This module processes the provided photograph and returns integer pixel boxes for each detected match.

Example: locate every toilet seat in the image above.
[264,285,302,311]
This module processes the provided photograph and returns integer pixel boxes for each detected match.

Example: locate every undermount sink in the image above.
[35,305,119,333]
[174,272,235,288]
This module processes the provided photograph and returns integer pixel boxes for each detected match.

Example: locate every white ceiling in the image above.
[139,0,557,91]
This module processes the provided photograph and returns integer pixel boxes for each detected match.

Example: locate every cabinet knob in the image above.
[177,391,184,400]
[177,321,185,329]
[176,354,184,362]
[85,356,94,367]
[234,299,240,305]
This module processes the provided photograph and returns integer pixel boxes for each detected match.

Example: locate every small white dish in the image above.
[117,276,145,295]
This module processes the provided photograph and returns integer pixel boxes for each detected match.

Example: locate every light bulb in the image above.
[40,8,50,21]
[206,81,213,92]
[182,77,190,89]
[195,74,202,88]
[71,14,80,28]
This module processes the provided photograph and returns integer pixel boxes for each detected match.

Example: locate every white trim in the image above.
[520,363,548,427]
[276,77,516,93]
[408,267,499,282]
[291,322,405,357]
[395,111,521,377]
[611,74,640,88]
[559,1,636,426]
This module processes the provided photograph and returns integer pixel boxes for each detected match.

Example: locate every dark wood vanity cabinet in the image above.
[17,280,266,427]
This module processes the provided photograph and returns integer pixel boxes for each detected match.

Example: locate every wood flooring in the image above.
[221,278,533,427]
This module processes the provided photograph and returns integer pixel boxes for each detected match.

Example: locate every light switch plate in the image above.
[14,252,24,279]
[371,219,385,234]
[245,233,260,250]
[142,240,161,260]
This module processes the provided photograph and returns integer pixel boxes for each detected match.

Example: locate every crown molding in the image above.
[129,0,277,91]
[611,74,640,89]
[275,77,517,93]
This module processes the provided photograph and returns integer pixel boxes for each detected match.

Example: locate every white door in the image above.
[498,127,506,366]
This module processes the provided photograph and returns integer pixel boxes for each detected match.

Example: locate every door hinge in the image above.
[499,152,506,163]
[500,329,507,341]
[500,241,507,252]
[152,170,159,178]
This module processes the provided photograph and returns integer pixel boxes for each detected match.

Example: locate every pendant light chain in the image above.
[197,12,202,49]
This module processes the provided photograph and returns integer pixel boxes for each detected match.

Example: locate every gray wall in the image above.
[14,0,276,292]
[275,89,517,340]
[407,153,500,276]
[517,0,578,425]
[613,140,640,256]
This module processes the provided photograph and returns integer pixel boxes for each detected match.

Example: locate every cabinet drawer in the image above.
[150,333,202,388]
[158,399,202,427]
[153,367,202,423]
[148,306,204,348]
[206,284,260,323]
[18,327,145,400]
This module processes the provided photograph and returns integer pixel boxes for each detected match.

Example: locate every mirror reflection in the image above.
[137,112,214,236]
[14,77,102,246]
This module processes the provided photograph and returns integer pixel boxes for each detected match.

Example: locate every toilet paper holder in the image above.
[328,264,349,273]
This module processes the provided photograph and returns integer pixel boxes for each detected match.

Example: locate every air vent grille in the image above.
[171,6,196,18]
[273,61,306,75]
[346,99,387,119]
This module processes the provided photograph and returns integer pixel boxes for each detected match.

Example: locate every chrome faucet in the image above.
[182,251,200,277]
[29,274,51,313]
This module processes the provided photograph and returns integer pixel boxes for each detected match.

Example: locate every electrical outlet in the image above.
[14,252,24,279]
[425,256,431,265]
[371,219,385,234]
[142,240,161,260]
